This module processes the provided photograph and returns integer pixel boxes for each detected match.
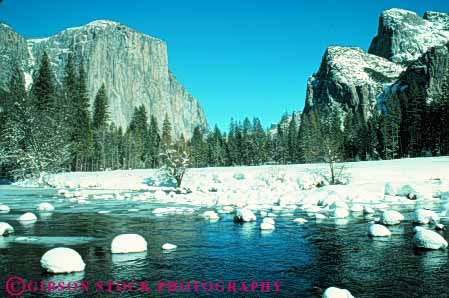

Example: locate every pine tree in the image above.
[31,51,56,114]
[92,84,109,129]
[148,115,161,168]
[71,61,93,171]
[287,112,298,163]
[92,84,109,170]
[190,126,207,167]
[162,113,172,147]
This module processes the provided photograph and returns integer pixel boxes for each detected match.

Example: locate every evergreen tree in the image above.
[190,126,207,167]
[31,51,56,114]
[287,112,298,163]
[147,115,161,168]
[92,84,109,170]
[71,61,93,171]
[162,113,172,147]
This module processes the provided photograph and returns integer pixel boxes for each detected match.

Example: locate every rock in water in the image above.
[413,209,440,224]
[0,222,14,236]
[162,243,177,250]
[40,247,86,273]
[0,21,208,139]
[234,208,257,223]
[111,234,147,253]
[202,210,220,221]
[260,222,275,230]
[37,202,55,212]
[263,217,276,225]
[380,210,404,225]
[332,207,350,219]
[413,228,448,250]
[0,204,10,213]
[18,212,37,221]
[368,223,391,237]
[322,287,354,298]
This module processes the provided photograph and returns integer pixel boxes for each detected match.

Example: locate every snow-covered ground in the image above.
[14,157,449,213]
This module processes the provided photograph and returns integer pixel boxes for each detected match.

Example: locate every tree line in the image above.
[1,51,449,180]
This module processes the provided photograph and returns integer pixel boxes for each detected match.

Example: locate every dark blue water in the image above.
[0,185,449,297]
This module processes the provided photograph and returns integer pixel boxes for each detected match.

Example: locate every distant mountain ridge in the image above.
[0,20,208,138]
[304,8,449,119]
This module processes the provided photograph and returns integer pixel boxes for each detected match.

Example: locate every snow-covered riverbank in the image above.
[13,157,449,211]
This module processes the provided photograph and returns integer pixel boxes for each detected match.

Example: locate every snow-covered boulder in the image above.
[40,247,85,273]
[380,210,404,225]
[413,209,439,224]
[322,287,354,298]
[363,206,375,214]
[37,202,55,212]
[263,217,276,225]
[202,210,220,220]
[350,204,364,212]
[413,228,448,250]
[0,204,10,213]
[0,222,14,236]
[332,208,350,219]
[111,234,147,253]
[154,190,167,200]
[222,206,234,213]
[57,189,69,196]
[384,182,396,196]
[368,223,391,237]
[293,218,308,224]
[260,222,275,230]
[316,214,327,219]
[435,224,446,231]
[162,243,177,250]
[234,208,257,222]
[328,201,349,211]
[260,211,268,217]
[18,212,37,222]
[398,184,419,199]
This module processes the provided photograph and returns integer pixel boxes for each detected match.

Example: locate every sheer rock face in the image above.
[381,43,449,109]
[369,8,449,65]
[304,46,405,118]
[0,20,208,138]
[304,8,449,120]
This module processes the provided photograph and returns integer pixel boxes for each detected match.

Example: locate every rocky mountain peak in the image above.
[0,21,208,138]
[369,8,449,64]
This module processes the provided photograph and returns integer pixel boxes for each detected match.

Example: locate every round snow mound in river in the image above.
[368,223,391,237]
[40,247,85,273]
[413,228,448,250]
[162,243,177,250]
[322,287,354,298]
[202,210,220,220]
[0,204,10,213]
[18,212,37,221]
[413,209,439,225]
[380,210,404,225]
[262,217,275,225]
[234,208,257,222]
[332,207,349,219]
[37,202,55,212]
[111,234,147,254]
[0,222,14,236]
[260,222,275,230]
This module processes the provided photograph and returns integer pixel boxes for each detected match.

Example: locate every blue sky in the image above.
[1,0,449,130]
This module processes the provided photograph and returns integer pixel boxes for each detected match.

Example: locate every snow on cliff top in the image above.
[379,8,449,63]
[323,46,405,86]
